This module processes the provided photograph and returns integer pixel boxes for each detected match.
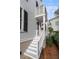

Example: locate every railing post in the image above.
[43,15,46,48]
[36,30,38,36]
[38,41,39,58]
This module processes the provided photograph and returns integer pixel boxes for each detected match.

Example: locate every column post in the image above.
[43,15,46,48]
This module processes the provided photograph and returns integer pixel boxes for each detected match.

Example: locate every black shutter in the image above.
[36,1,38,7]
[24,10,28,32]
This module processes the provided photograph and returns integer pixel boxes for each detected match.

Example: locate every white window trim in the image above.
[20,8,25,32]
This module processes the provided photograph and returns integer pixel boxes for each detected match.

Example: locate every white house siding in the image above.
[20,0,44,42]
[50,17,59,31]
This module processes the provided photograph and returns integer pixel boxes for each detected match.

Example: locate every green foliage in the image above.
[53,31,59,49]
[46,26,59,47]
[46,35,53,47]
[46,27,54,47]
[48,27,53,34]
[54,31,59,44]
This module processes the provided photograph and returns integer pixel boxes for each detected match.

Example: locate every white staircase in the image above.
[24,31,45,59]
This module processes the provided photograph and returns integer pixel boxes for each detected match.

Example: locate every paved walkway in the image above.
[40,44,59,59]
[20,40,32,59]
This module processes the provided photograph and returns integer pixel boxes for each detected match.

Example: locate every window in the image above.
[20,8,28,32]
[36,1,38,7]
[24,10,28,32]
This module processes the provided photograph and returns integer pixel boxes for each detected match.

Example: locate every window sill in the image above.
[20,31,27,33]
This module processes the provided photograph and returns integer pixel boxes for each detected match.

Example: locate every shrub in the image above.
[48,27,53,34]
[53,31,59,49]
[46,36,53,47]
[46,27,54,46]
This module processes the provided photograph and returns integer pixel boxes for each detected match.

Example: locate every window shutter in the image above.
[36,1,38,7]
[24,10,28,32]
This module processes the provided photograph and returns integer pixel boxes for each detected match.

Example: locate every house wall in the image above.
[20,0,43,42]
[50,17,59,31]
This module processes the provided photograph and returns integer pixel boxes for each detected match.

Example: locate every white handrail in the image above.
[32,30,45,59]
[37,31,45,58]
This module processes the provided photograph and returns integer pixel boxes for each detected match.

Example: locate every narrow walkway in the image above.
[40,44,59,59]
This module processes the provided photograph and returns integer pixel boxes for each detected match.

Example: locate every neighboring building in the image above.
[49,16,59,31]
[20,0,47,59]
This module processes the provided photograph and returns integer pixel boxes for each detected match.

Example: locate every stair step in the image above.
[26,49,37,55]
[31,41,38,45]
[24,52,36,59]
[25,49,37,59]
[30,44,37,48]
[33,40,39,42]
[28,46,37,52]
[24,35,44,59]
[28,48,37,53]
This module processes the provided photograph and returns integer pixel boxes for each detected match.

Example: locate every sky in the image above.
[43,0,59,20]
